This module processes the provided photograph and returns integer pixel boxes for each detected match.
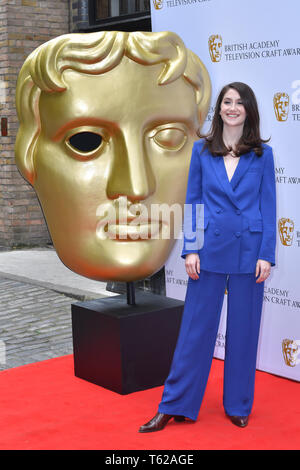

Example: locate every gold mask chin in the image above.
[15,31,211,282]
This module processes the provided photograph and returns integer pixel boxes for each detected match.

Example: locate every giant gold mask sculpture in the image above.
[15,31,211,282]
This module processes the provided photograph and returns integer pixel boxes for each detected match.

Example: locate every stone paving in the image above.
[0,277,79,370]
[0,248,161,372]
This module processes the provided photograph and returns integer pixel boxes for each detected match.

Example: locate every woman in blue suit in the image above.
[139,82,276,432]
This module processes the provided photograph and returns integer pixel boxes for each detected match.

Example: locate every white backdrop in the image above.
[151,0,300,381]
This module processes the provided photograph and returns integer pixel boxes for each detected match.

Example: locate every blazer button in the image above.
[235,231,241,237]
[214,229,220,236]
[216,208,222,213]
[236,209,241,215]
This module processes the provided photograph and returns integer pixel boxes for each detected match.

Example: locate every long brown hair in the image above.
[200,82,269,157]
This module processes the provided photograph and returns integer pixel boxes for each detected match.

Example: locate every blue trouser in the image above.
[158,270,264,421]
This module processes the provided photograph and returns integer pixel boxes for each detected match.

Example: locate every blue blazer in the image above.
[181,140,276,274]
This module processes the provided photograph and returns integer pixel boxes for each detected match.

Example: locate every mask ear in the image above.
[15,66,41,186]
[183,50,211,129]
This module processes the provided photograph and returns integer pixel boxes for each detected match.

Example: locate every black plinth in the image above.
[71,291,184,394]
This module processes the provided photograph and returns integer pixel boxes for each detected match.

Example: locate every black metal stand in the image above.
[126,281,135,305]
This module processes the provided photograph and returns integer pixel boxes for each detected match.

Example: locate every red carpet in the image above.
[0,355,298,450]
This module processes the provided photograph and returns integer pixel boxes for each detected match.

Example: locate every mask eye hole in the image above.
[68,132,102,153]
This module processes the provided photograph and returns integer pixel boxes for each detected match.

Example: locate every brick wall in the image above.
[0,0,69,248]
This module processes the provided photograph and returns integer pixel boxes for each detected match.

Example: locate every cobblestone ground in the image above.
[0,277,78,371]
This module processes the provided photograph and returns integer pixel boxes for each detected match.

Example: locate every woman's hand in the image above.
[185,253,200,280]
[255,259,271,283]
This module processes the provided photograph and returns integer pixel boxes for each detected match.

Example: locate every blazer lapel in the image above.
[210,155,241,209]
[230,150,255,190]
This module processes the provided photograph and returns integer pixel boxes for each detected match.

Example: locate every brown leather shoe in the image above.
[226,414,249,428]
[139,412,185,433]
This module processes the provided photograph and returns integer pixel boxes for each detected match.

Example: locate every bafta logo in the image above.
[208,35,222,62]
[153,0,163,9]
[278,218,294,246]
[282,339,300,367]
[273,92,289,121]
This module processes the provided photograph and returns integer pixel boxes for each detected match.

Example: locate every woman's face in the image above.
[219,88,247,129]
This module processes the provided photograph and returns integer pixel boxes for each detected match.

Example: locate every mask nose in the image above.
[106,129,156,202]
